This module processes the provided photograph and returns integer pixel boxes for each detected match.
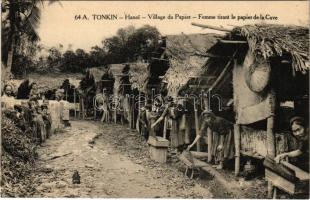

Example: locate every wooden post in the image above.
[193,98,200,151]
[94,98,97,120]
[267,115,275,198]
[207,128,212,162]
[204,94,213,162]
[234,124,241,176]
[138,91,141,129]
[74,89,77,118]
[267,116,276,157]
[79,96,82,119]
[163,116,167,139]
[127,97,132,128]
[132,97,135,129]
[267,91,276,198]
[114,101,117,124]
[81,98,85,120]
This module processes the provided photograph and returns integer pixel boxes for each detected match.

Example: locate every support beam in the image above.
[81,98,85,120]
[163,117,167,139]
[74,89,77,118]
[189,85,212,89]
[267,116,276,157]
[193,98,200,151]
[207,128,212,162]
[218,39,247,44]
[208,53,237,92]
[94,98,97,120]
[266,91,276,198]
[194,52,233,58]
[234,124,241,176]
[151,57,169,61]
[113,74,130,77]
[191,22,231,32]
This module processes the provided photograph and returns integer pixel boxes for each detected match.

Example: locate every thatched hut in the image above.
[146,33,220,98]
[192,23,309,197]
[115,62,148,128]
[161,33,220,97]
[146,33,221,150]
[95,62,149,126]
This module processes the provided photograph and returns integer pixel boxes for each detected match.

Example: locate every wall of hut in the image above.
[233,50,288,157]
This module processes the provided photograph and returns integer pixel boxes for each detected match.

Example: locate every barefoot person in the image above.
[275,116,309,172]
[187,111,234,169]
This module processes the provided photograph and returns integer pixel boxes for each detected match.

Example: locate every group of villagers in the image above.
[1,82,69,145]
[136,94,309,171]
[136,95,234,169]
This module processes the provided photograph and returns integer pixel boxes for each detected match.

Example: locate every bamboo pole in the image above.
[114,99,117,123]
[207,128,212,162]
[208,51,237,92]
[218,39,247,44]
[94,98,97,120]
[132,97,135,129]
[234,124,241,176]
[74,89,77,118]
[138,91,141,125]
[128,97,132,128]
[79,98,81,119]
[203,95,213,162]
[151,57,169,61]
[194,52,234,58]
[267,91,276,198]
[191,22,232,32]
[267,116,275,157]
[163,116,167,139]
[81,98,85,120]
[193,98,200,151]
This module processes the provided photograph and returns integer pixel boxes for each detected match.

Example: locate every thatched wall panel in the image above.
[240,126,288,157]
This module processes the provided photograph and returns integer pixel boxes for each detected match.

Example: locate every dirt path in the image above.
[32,120,213,198]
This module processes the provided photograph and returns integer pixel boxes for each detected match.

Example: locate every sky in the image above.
[37,1,309,52]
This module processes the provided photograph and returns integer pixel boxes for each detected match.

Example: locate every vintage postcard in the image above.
[1,0,309,198]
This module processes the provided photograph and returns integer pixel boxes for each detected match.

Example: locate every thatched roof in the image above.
[181,23,309,101]
[108,64,127,95]
[231,24,309,73]
[88,67,107,82]
[27,73,83,93]
[162,33,221,97]
[128,62,149,92]
[108,64,126,75]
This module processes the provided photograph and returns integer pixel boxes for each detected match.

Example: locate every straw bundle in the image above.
[233,24,309,74]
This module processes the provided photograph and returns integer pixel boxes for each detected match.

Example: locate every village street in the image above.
[31,120,216,198]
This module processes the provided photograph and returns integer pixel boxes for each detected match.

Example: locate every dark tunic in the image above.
[295,135,309,172]
[139,109,149,140]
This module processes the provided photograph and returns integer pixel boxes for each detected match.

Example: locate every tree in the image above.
[89,45,107,67]
[62,50,76,72]
[72,49,91,73]
[102,25,161,64]
[46,46,62,71]
[1,0,61,78]
[126,25,161,61]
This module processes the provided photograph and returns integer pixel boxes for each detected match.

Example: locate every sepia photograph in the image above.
[1,0,309,198]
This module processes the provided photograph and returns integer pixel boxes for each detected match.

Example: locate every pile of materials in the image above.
[1,113,37,197]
